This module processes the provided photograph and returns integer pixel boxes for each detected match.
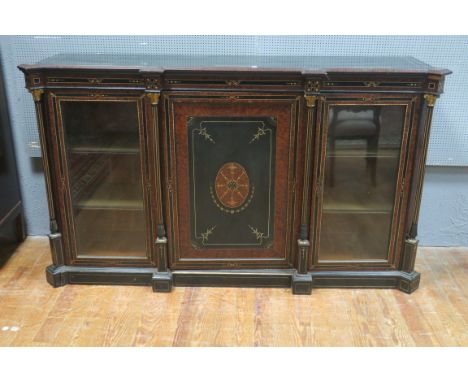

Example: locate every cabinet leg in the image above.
[396,238,421,293]
[396,271,421,294]
[45,265,68,288]
[292,239,313,295]
[292,271,313,295]
[152,235,173,292]
[401,238,418,272]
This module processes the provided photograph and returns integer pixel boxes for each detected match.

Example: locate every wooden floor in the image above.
[0,237,466,346]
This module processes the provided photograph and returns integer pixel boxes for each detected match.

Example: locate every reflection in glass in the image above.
[319,105,405,262]
[61,101,146,258]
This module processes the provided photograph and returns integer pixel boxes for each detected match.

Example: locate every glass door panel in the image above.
[318,104,406,262]
[60,100,147,259]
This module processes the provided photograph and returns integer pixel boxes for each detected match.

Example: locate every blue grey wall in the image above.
[420,167,468,246]
[0,35,467,246]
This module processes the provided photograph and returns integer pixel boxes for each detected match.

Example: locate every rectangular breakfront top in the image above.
[19,54,451,100]
[19,54,451,75]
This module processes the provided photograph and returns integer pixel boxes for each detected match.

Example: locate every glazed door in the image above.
[53,94,153,265]
[312,96,416,268]
[164,93,301,269]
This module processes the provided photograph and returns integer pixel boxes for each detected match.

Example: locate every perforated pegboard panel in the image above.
[0,35,466,165]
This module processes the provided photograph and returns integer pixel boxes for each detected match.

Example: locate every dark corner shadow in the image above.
[0,218,25,268]
[0,239,21,268]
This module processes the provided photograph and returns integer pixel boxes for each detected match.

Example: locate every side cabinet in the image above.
[162,93,303,270]
[18,56,450,294]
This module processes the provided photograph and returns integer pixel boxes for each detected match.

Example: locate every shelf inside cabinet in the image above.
[74,182,144,210]
[322,204,393,214]
[326,148,400,159]
[68,132,139,155]
[69,153,144,211]
[322,155,399,214]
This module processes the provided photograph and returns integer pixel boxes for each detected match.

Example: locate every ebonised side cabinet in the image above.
[19,55,450,294]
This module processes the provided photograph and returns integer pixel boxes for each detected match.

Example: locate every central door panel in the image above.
[164,94,301,269]
[189,116,276,249]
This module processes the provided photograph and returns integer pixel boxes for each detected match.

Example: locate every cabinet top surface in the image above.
[18,54,451,75]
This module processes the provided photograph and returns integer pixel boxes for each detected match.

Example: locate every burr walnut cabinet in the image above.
[19,55,450,294]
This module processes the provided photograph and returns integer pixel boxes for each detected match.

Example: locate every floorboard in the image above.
[0,237,466,346]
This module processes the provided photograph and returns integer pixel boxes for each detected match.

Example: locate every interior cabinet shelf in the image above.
[75,199,143,210]
[322,205,393,214]
[68,133,139,155]
[326,148,400,158]
[73,178,144,211]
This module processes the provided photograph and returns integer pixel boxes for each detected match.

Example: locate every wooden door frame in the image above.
[310,94,419,270]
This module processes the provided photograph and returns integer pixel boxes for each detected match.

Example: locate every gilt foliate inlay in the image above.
[188,117,276,248]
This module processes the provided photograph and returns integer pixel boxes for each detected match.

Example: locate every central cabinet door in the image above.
[164,94,301,269]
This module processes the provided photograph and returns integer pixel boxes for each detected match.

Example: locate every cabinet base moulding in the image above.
[45,265,421,294]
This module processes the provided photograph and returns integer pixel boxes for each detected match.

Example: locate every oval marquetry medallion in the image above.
[215,162,250,209]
